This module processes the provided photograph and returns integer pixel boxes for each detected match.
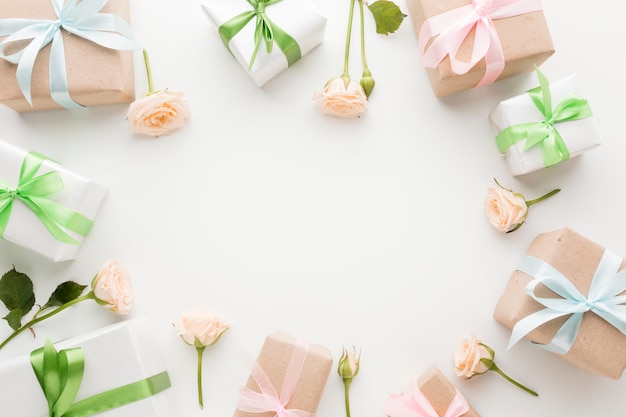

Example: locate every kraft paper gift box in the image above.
[384,366,480,417]
[494,227,626,379]
[0,319,178,417]
[405,0,554,97]
[234,331,332,417]
[201,0,327,87]
[0,140,107,261]
[490,71,601,176]
[0,0,137,112]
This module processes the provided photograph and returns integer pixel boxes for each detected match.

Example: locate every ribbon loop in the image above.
[0,151,94,244]
[507,251,626,354]
[496,68,593,167]
[383,381,469,417]
[236,338,314,417]
[217,0,301,71]
[0,0,139,109]
[418,0,543,87]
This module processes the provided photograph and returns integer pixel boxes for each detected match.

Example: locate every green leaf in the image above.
[42,281,87,310]
[3,309,24,331]
[368,0,407,35]
[0,268,35,329]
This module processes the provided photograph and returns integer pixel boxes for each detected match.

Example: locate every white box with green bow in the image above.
[0,318,178,417]
[0,140,107,262]
[489,69,601,176]
[201,0,327,87]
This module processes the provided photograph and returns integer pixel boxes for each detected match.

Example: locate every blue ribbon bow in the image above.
[508,252,626,354]
[0,0,139,109]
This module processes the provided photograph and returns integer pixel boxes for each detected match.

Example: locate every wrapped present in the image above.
[0,0,139,112]
[201,0,327,87]
[405,0,554,97]
[0,318,178,417]
[494,227,626,379]
[234,331,332,417]
[384,366,480,417]
[490,68,601,176]
[0,140,107,261]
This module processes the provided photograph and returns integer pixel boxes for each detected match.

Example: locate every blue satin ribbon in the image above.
[0,0,139,109]
[508,252,626,354]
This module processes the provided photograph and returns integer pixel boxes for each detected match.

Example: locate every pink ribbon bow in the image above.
[418,0,543,87]
[237,339,314,417]
[383,380,470,417]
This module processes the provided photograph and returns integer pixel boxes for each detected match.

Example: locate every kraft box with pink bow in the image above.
[234,331,333,417]
[384,366,480,417]
[494,227,626,379]
[0,0,139,112]
[406,0,555,97]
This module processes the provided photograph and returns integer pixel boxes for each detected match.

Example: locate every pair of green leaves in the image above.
[368,0,407,35]
[0,268,86,331]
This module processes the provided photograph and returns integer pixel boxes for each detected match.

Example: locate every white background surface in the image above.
[1,1,625,416]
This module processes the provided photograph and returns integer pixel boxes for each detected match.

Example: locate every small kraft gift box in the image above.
[490,68,601,176]
[201,0,327,87]
[494,227,626,379]
[234,331,333,417]
[0,0,139,112]
[0,318,179,417]
[0,140,107,261]
[384,366,480,417]
[405,0,554,97]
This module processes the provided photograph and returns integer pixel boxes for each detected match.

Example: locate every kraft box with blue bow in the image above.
[0,0,139,112]
[494,227,626,379]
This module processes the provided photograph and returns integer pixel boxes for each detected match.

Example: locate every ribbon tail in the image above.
[507,308,572,350]
[64,371,171,417]
[268,20,300,67]
[540,130,570,167]
[532,313,583,354]
[48,29,83,109]
[19,196,93,244]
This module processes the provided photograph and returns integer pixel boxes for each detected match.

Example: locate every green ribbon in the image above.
[217,0,301,70]
[0,151,93,244]
[30,339,171,417]
[495,68,593,167]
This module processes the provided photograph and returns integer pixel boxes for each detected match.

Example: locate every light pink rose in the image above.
[454,334,493,378]
[484,186,528,232]
[127,89,191,137]
[174,311,230,348]
[314,78,369,118]
[91,260,133,315]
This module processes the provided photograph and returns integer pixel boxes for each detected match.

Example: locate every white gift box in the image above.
[0,319,179,417]
[201,0,327,86]
[0,140,107,261]
[489,74,602,176]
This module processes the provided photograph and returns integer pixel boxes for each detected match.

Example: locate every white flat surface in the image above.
[1,1,625,416]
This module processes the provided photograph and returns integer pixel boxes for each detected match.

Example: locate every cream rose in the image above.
[91,260,133,315]
[174,310,230,348]
[484,186,528,232]
[453,334,493,378]
[127,89,191,137]
[314,78,369,118]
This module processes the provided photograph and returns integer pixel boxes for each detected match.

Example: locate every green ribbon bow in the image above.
[217,0,301,70]
[0,151,93,244]
[496,68,593,167]
[30,339,171,417]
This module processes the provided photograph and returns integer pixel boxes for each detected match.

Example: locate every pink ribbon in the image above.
[383,380,470,417]
[237,339,314,417]
[418,0,543,87]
